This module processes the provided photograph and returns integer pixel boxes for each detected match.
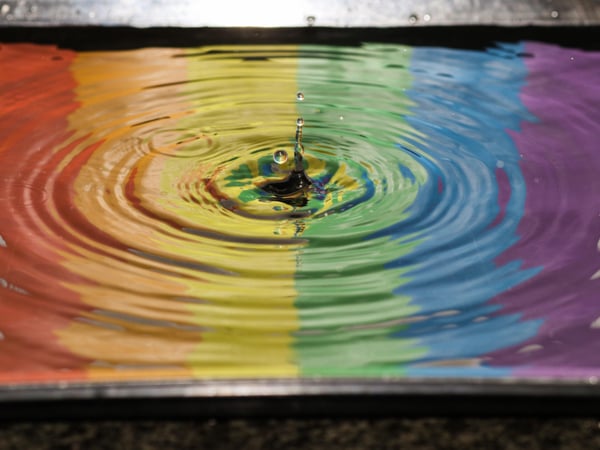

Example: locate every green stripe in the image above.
[294,44,428,376]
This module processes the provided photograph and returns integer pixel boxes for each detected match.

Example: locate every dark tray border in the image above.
[1,25,599,419]
[2,378,600,419]
[0,26,599,51]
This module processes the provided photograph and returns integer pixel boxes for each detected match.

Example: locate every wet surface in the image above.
[0,40,599,383]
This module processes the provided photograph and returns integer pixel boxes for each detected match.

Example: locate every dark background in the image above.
[1,418,600,449]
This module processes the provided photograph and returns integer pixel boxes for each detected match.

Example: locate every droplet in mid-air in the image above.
[273,149,288,165]
[260,93,313,199]
[261,113,313,199]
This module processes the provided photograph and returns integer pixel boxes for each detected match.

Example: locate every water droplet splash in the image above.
[273,149,288,165]
[263,113,313,199]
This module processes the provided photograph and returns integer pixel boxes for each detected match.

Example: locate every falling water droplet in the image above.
[261,115,312,197]
[296,92,305,101]
[409,14,418,24]
[550,10,559,19]
[273,149,288,165]
[423,13,432,22]
[306,16,316,26]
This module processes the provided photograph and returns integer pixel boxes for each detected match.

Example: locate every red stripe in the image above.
[0,44,89,381]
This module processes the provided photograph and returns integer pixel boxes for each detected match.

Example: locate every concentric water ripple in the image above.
[0,41,599,381]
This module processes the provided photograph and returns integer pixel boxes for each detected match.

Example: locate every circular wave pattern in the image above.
[289,44,540,375]
[1,42,599,380]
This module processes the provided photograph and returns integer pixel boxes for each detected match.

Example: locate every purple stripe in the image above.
[487,42,600,377]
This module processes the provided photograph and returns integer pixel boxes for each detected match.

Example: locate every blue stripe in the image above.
[387,43,543,370]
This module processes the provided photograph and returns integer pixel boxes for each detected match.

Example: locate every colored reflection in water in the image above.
[0,41,599,383]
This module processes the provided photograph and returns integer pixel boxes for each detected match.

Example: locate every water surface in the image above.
[0,41,599,382]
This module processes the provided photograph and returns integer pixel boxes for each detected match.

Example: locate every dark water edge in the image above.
[0,26,598,51]
[1,418,600,450]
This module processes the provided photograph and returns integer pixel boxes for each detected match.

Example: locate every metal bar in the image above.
[0,0,598,27]
[2,378,600,418]
[2,377,600,402]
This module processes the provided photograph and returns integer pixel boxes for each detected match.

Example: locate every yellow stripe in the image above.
[180,46,300,377]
